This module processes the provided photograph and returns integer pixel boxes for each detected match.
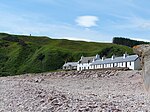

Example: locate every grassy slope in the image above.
[0,33,133,76]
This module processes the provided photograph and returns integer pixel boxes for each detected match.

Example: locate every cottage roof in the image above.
[79,56,95,63]
[91,55,139,65]
[63,62,78,67]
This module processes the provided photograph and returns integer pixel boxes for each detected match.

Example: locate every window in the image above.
[125,62,127,67]
[130,62,132,66]
[79,67,81,70]
[116,63,118,67]
[102,64,104,68]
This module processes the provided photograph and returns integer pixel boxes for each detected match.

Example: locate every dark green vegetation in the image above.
[0,33,133,76]
[113,37,150,47]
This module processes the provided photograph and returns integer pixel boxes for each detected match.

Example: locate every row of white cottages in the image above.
[63,54,141,71]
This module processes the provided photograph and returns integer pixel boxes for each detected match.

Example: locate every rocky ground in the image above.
[0,70,150,112]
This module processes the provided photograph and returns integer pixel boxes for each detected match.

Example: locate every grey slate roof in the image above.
[91,55,139,65]
[79,56,95,63]
[63,62,78,67]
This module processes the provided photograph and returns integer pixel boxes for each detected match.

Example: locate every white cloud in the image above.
[130,17,150,29]
[138,21,150,29]
[51,36,111,43]
[53,36,93,42]
[75,16,99,27]
[130,38,150,42]
[108,15,150,31]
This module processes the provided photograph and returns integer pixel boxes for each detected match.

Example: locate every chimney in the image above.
[92,58,95,62]
[111,55,115,60]
[95,54,100,60]
[123,52,128,59]
[102,56,106,61]
[81,56,84,60]
[78,60,81,64]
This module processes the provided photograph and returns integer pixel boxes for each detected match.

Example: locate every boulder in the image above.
[133,44,150,91]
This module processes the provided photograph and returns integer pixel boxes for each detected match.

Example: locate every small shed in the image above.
[63,62,78,70]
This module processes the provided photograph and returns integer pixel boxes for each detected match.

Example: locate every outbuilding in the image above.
[63,62,78,70]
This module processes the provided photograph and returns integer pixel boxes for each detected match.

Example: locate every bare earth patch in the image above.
[0,70,150,112]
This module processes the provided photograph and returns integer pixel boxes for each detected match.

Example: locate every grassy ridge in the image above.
[0,33,133,76]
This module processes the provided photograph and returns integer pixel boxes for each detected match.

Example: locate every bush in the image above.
[2,35,20,42]
[113,37,149,47]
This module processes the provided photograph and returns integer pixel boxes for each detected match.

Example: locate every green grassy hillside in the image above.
[0,33,133,76]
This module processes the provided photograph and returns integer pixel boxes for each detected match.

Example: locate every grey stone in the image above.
[134,44,150,91]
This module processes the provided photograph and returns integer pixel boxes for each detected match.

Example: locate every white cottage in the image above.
[90,54,141,70]
[77,54,100,71]
[63,62,78,70]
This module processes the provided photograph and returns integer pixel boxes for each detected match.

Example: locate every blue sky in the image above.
[0,0,150,42]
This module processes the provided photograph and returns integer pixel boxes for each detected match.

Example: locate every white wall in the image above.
[77,58,141,70]
[89,61,137,70]
[127,61,134,70]
[127,59,141,70]
[77,63,91,71]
